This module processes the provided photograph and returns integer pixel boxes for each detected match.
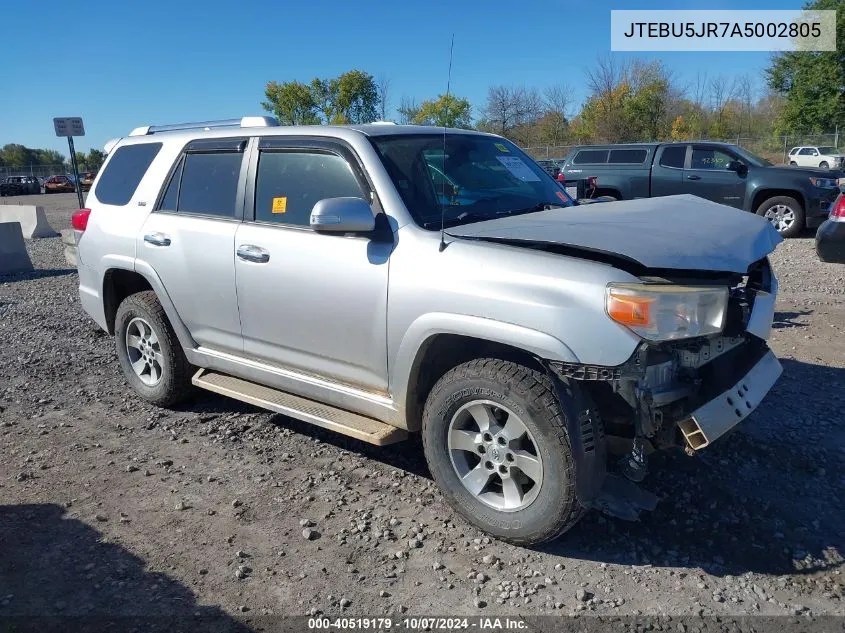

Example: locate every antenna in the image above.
[438,33,455,253]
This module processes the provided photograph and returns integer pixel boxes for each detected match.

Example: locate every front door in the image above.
[682,145,747,209]
[136,138,248,355]
[234,138,390,392]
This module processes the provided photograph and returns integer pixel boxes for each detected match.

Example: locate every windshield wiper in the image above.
[421,211,491,229]
[499,202,567,217]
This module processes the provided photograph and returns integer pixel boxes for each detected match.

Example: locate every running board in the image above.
[192,369,408,446]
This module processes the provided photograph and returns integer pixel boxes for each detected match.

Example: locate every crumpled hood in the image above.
[447,194,783,273]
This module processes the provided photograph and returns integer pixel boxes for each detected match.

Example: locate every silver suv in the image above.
[75,116,784,544]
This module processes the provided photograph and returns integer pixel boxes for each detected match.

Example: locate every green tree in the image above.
[766,0,845,133]
[262,70,380,126]
[0,144,34,167]
[262,80,320,125]
[75,151,88,169]
[334,70,379,124]
[86,149,106,170]
[412,94,472,128]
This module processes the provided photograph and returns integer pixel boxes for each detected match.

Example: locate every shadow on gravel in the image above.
[772,309,812,329]
[539,358,844,578]
[0,503,254,632]
[0,268,76,283]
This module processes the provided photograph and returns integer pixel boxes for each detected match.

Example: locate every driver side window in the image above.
[690,148,735,170]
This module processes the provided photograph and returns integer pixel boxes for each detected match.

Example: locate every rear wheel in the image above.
[756,195,804,238]
[422,358,584,545]
[789,161,797,166]
[114,290,193,407]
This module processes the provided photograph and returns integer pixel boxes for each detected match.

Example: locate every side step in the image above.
[192,369,408,446]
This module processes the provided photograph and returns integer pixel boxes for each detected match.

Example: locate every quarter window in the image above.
[94,142,162,206]
[254,150,366,227]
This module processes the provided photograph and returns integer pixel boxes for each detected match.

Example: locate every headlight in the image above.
[606,283,728,341]
[809,177,837,189]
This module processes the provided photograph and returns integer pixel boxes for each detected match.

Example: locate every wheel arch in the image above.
[101,262,196,351]
[392,314,579,432]
[751,188,805,215]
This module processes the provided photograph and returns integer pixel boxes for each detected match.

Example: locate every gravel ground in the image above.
[1,193,843,625]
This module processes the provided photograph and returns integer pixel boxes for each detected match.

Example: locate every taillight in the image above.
[71,208,91,231]
[556,173,565,183]
[831,196,845,219]
[587,176,598,189]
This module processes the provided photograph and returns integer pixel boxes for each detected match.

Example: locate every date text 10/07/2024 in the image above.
[307,617,529,631]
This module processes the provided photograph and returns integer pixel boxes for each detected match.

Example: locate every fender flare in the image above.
[100,255,196,352]
[390,312,580,420]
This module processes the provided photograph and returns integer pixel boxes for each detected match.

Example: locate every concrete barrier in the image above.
[0,222,34,273]
[61,229,78,267]
[0,204,58,238]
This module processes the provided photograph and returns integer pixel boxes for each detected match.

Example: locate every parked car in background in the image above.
[80,171,97,192]
[44,174,77,194]
[816,192,845,263]
[561,142,840,238]
[536,159,563,179]
[0,175,41,196]
[788,146,845,170]
[74,116,783,544]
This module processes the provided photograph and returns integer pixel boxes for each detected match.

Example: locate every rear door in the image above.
[681,144,747,208]
[136,137,248,355]
[649,145,687,197]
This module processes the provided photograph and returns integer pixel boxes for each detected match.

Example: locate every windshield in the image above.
[731,145,772,167]
[369,133,574,229]
[818,146,839,155]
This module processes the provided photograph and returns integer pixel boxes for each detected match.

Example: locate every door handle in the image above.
[686,175,701,180]
[143,232,171,247]
[237,244,270,263]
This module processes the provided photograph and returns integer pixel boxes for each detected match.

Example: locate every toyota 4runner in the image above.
[74,116,784,544]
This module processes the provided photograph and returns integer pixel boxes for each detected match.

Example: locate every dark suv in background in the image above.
[0,175,41,196]
[561,142,840,238]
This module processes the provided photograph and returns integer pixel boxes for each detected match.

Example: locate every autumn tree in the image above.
[412,94,472,128]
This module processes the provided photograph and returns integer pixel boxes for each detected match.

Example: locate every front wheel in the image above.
[820,161,829,170]
[756,195,804,238]
[114,290,194,407]
[422,358,583,545]
[789,161,797,166]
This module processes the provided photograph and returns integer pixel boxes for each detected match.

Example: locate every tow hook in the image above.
[619,437,648,482]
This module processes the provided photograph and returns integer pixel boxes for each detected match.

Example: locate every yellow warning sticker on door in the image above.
[272,197,287,214]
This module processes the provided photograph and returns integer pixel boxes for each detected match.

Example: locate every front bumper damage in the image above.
[544,258,782,518]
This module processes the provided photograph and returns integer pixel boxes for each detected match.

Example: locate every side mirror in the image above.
[727,160,747,175]
[310,197,375,233]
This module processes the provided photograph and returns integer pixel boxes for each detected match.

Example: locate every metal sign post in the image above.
[53,117,86,208]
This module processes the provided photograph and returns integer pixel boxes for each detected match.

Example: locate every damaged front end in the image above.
[546,258,782,512]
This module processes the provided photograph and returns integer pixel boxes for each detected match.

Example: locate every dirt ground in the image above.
[1,193,843,627]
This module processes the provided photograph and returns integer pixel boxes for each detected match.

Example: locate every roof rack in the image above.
[128,116,279,137]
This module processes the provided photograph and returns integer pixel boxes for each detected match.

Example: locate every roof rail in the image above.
[128,116,279,137]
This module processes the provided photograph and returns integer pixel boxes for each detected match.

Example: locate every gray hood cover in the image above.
[447,194,783,273]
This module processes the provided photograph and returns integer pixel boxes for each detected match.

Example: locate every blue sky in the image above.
[0,0,801,156]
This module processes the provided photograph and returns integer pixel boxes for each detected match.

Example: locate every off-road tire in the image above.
[114,291,193,407]
[422,358,584,545]
[756,195,805,239]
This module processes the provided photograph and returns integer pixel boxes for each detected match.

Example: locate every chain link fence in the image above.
[522,133,842,165]
[0,164,69,179]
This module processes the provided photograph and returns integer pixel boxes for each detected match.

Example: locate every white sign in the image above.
[54,117,85,137]
[496,156,541,182]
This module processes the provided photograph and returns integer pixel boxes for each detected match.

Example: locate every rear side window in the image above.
[95,143,162,205]
[254,150,366,227]
[572,149,608,165]
[608,149,648,164]
[174,152,243,218]
[659,145,687,168]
